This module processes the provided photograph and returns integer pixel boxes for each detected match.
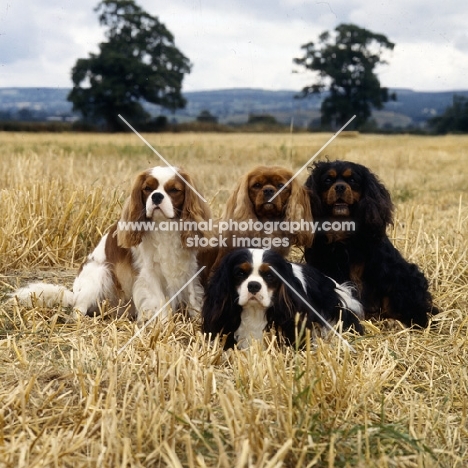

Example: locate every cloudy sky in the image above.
[1,0,468,92]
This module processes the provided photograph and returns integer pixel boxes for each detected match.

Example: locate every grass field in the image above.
[1,131,467,467]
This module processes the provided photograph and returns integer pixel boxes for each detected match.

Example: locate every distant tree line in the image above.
[0,108,49,122]
[427,95,468,134]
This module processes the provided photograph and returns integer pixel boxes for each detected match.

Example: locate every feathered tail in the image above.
[10,282,74,308]
[334,282,364,320]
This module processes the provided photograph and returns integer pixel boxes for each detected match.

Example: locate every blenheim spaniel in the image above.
[13,166,211,323]
[304,160,438,328]
[202,248,363,349]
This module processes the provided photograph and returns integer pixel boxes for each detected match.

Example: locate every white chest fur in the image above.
[131,228,202,323]
[234,301,268,349]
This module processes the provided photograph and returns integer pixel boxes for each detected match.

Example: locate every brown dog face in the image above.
[247,167,293,220]
[317,165,363,217]
[117,166,212,248]
[222,165,314,248]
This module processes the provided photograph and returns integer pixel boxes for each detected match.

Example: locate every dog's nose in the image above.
[151,192,164,205]
[247,281,262,294]
[263,188,275,198]
[335,183,347,194]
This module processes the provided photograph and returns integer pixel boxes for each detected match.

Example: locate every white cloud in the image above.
[380,41,468,91]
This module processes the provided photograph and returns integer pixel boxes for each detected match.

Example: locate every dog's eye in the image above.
[277,183,284,189]
[168,187,181,194]
[235,270,247,279]
[263,271,274,280]
[252,183,262,189]
[143,186,153,192]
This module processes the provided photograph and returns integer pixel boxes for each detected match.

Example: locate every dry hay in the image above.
[0,131,467,467]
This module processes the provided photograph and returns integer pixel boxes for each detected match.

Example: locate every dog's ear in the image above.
[177,169,213,246]
[304,164,326,219]
[201,254,242,338]
[268,259,306,344]
[116,172,147,248]
[285,179,314,247]
[222,172,257,221]
[276,283,297,320]
[358,167,394,235]
[263,255,290,315]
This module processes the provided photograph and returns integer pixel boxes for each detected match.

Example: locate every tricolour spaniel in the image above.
[304,160,438,328]
[202,248,363,349]
[199,165,314,283]
[13,166,211,323]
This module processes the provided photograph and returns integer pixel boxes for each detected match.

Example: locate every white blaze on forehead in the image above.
[149,166,180,186]
[249,248,265,274]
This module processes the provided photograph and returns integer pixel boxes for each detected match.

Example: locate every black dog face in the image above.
[315,163,363,217]
[306,160,393,237]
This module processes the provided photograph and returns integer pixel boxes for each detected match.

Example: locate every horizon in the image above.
[1,86,468,95]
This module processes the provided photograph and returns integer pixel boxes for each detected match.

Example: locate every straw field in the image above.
[1,131,467,467]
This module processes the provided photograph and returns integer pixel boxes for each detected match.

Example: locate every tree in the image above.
[428,95,468,134]
[196,110,218,123]
[247,114,279,125]
[68,0,191,131]
[294,24,395,130]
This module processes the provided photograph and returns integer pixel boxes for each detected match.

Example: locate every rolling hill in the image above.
[1,87,467,129]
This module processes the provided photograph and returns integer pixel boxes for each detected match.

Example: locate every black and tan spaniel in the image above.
[304,160,438,328]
